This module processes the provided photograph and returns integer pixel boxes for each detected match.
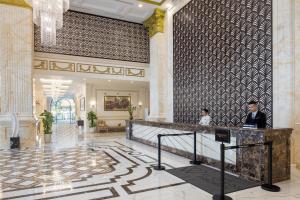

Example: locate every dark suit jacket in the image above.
[245,111,266,128]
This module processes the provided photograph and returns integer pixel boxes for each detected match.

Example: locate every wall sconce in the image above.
[90,100,96,108]
[138,102,143,107]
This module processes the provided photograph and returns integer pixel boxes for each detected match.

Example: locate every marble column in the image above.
[0,3,35,148]
[294,0,300,169]
[148,32,168,121]
[273,0,300,168]
[273,0,295,128]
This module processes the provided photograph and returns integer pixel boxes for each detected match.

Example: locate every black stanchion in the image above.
[212,143,232,200]
[190,131,202,165]
[153,134,166,170]
[261,141,281,192]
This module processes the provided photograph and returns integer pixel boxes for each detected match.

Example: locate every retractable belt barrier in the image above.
[153,131,201,170]
[213,141,281,200]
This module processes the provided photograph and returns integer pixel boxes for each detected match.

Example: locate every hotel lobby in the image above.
[0,0,300,199]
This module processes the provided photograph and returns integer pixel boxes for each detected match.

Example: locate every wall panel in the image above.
[173,0,273,127]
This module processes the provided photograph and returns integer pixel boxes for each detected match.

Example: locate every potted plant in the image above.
[87,111,97,133]
[128,104,136,120]
[40,110,54,143]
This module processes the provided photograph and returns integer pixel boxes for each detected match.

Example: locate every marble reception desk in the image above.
[126,120,292,183]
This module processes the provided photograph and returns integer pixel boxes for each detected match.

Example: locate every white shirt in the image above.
[252,111,257,119]
[199,115,211,126]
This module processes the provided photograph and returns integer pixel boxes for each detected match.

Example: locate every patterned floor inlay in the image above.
[0,138,186,200]
[0,147,118,191]
[1,125,300,200]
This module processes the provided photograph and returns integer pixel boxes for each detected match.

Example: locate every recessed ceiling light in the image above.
[130,81,134,84]
[108,80,111,82]
[138,3,143,8]
[166,3,172,9]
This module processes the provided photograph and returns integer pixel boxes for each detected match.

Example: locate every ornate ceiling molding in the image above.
[143,8,165,38]
[0,0,31,8]
[138,0,166,6]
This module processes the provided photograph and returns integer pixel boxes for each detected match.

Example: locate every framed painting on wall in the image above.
[80,97,85,111]
[104,96,131,111]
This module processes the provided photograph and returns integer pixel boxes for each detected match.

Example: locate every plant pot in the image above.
[44,134,52,143]
[10,137,20,149]
[89,127,96,133]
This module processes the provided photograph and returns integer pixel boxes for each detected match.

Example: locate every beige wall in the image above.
[86,82,149,127]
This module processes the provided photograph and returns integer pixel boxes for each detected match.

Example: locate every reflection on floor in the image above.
[0,124,300,200]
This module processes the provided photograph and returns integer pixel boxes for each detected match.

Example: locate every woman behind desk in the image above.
[199,109,211,126]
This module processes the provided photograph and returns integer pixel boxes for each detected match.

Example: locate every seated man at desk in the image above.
[199,109,211,126]
[244,100,266,128]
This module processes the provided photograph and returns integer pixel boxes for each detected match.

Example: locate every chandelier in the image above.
[30,0,69,46]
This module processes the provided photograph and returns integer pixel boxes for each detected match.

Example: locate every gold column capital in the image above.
[0,0,31,9]
[143,8,166,38]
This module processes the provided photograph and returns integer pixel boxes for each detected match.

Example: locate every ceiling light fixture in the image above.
[138,3,143,8]
[166,3,172,9]
[40,78,73,84]
[29,0,69,46]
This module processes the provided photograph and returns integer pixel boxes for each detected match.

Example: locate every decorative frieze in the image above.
[34,59,145,78]
[34,59,48,70]
[49,61,75,72]
[126,68,145,77]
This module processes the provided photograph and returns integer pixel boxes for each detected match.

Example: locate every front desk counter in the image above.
[126,120,292,183]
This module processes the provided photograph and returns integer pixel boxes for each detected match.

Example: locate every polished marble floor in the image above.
[0,124,300,200]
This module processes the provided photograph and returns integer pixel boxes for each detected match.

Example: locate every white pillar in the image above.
[148,33,168,121]
[294,0,300,169]
[0,3,35,148]
[272,0,295,128]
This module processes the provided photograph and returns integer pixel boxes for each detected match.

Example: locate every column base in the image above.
[212,195,232,200]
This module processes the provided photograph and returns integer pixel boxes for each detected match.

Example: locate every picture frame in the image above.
[104,96,131,111]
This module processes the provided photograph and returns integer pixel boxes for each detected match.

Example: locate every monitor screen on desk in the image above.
[242,124,257,129]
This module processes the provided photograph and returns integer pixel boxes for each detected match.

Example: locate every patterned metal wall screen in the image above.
[173,0,272,127]
[34,11,150,63]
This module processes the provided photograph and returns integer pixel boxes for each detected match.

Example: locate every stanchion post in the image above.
[212,143,232,200]
[261,141,280,192]
[190,131,201,165]
[153,134,166,170]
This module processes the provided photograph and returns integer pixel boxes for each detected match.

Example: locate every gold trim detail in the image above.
[126,68,145,77]
[49,61,75,72]
[138,0,166,6]
[0,0,32,8]
[111,67,124,75]
[93,66,110,74]
[143,8,166,38]
[34,59,48,70]
[77,63,126,76]
[77,64,92,72]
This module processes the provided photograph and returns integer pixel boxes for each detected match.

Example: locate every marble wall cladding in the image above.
[0,4,33,115]
[294,0,300,169]
[34,11,150,63]
[173,0,273,127]
[128,120,292,182]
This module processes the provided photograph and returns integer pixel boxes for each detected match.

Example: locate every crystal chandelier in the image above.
[30,0,69,46]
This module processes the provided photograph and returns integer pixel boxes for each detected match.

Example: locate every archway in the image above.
[50,98,76,124]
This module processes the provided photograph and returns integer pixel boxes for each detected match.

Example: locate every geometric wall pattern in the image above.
[34,11,150,63]
[173,0,272,127]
